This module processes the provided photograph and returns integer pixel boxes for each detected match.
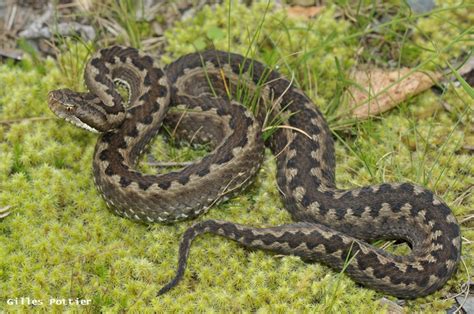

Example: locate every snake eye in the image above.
[66,105,75,112]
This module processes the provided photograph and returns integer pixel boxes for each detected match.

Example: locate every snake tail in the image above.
[159,218,459,298]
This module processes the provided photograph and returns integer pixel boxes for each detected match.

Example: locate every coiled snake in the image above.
[48,46,461,299]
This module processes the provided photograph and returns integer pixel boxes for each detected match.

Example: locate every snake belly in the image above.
[48,46,461,299]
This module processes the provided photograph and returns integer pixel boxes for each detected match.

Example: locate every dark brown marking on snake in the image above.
[119,176,132,188]
[139,93,150,103]
[177,175,190,185]
[99,150,108,161]
[104,166,113,176]
[144,69,165,87]
[131,57,149,72]
[158,181,172,190]
[196,166,210,177]
[138,179,152,191]
[126,127,139,138]
[119,55,128,64]
[141,115,153,125]
[91,58,110,75]
[214,152,233,165]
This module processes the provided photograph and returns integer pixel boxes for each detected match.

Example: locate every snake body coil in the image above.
[48,46,461,299]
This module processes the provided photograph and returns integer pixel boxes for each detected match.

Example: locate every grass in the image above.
[0,0,473,312]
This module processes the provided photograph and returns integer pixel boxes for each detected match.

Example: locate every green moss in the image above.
[411,0,474,67]
[0,1,472,312]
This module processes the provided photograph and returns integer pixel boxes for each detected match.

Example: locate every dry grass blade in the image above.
[262,124,312,140]
[460,214,474,225]
[346,67,442,119]
[0,116,53,125]
[0,205,12,219]
[73,0,94,12]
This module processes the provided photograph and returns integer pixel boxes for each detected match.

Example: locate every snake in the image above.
[48,46,461,299]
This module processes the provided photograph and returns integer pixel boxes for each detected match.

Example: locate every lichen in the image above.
[0,1,472,312]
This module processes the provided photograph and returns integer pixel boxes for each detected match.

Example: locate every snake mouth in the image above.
[62,115,100,133]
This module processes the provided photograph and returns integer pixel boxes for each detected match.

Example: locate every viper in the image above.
[48,46,461,299]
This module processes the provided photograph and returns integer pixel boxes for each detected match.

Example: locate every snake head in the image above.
[48,89,125,133]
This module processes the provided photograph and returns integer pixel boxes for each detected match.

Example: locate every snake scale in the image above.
[48,46,461,299]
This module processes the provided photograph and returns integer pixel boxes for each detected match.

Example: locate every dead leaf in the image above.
[74,0,94,12]
[287,5,324,19]
[457,56,474,87]
[346,67,442,119]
